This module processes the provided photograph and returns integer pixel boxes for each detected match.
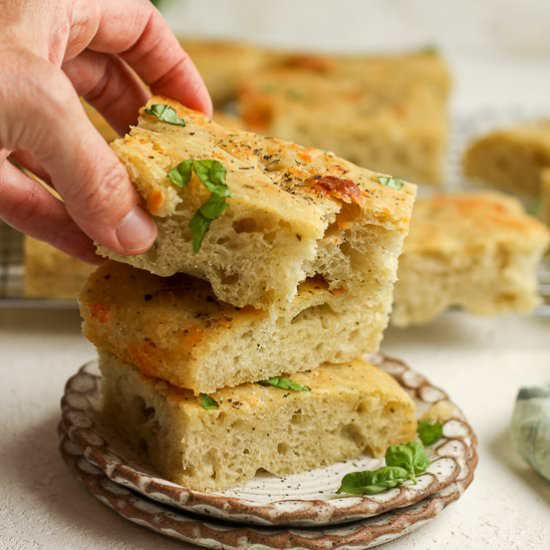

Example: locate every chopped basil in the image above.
[418,44,439,55]
[385,440,430,481]
[168,159,231,252]
[337,466,410,495]
[287,89,304,101]
[259,377,311,392]
[417,420,444,446]
[377,175,404,190]
[200,393,219,410]
[527,199,541,217]
[144,104,186,126]
[337,440,431,496]
[262,83,277,94]
[168,159,193,188]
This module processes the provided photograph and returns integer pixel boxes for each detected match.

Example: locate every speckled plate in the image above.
[60,355,477,527]
[59,428,477,550]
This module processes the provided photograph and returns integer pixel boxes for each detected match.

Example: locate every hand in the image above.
[0,0,212,262]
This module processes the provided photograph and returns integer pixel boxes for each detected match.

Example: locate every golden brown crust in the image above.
[463,121,550,196]
[82,261,388,393]
[404,192,549,255]
[392,192,550,326]
[238,60,448,185]
[118,96,416,227]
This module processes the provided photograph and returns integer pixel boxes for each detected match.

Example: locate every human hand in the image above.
[0,0,212,262]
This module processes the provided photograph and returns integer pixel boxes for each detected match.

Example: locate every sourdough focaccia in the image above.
[24,237,94,299]
[239,52,449,185]
[393,193,550,326]
[103,96,416,309]
[463,121,550,197]
[82,261,389,394]
[100,351,417,491]
[271,50,451,99]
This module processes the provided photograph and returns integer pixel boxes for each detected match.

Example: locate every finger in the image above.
[0,160,99,263]
[63,50,149,135]
[0,50,157,256]
[85,0,212,116]
[9,150,53,186]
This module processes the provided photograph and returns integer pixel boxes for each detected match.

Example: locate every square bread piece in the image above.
[103,96,416,309]
[82,261,392,394]
[463,121,550,197]
[238,52,449,185]
[392,193,550,327]
[24,237,94,299]
[100,351,417,491]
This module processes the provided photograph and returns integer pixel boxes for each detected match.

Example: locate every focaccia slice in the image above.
[102,96,416,309]
[24,237,94,299]
[81,261,391,394]
[238,51,449,185]
[393,193,550,326]
[100,351,417,491]
[463,121,550,197]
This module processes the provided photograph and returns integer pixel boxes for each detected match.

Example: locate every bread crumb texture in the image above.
[100,96,416,309]
[393,192,550,326]
[100,351,417,491]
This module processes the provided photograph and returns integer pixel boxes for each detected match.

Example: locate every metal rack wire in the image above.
[0,221,23,300]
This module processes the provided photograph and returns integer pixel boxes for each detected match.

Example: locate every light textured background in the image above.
[1,1,550,549]
[166,0,550,110]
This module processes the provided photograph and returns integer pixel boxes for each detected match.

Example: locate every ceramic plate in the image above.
[59,427,477,550]
[60,355,477,527]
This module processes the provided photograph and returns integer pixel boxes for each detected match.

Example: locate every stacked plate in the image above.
[59,355,478,549]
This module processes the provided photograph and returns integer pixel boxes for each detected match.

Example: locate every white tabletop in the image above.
[2,1,550,548]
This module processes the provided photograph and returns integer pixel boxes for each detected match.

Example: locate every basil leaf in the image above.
[168,159,193,188]
[200,393,219,410]
[385,441,430,480]
[192,160,230,197]
[169,159,230,252]
[377,176,404,190]
[189,211,211,253]
[166,159,231,251]
[527,199,541,217]
[418,44,438,55]
[418,420,444,446]
[144,104,186,127]
[259,377,311,392]
[337,466,410,495]
[189,194,229,253]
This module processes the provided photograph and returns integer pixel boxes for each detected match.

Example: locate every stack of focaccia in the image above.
[79,97,418,491]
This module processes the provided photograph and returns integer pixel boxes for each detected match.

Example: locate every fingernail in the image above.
[115,206,157,254]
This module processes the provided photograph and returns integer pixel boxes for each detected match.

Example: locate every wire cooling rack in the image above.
[1,105,549,312]
[0,223,75,309]
[0,222,23,300]
[446,105,550,317]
